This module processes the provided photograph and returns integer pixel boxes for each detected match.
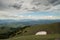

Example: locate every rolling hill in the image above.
[15,22,60,36]
[8,22,60,40]
[0,19,60,26]
[0,22,60,39]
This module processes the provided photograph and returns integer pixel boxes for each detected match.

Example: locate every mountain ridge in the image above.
[0,19,60,25]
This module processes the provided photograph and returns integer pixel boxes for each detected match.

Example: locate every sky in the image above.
[0,0,60,20]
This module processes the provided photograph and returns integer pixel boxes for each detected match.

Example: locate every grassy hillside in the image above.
[9,34,60,40]
[0,22,60,39]
[15,22,60,36]
[8,22,60,40]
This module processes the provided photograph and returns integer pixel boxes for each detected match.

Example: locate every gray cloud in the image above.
[0,0,11,10]
[0,0,60,12]
[10,1,24,10]
[11,4,22,10]
[48,0,60,6]
[32,0,49,6]
[48,0,57,3]
[0,0,60,19]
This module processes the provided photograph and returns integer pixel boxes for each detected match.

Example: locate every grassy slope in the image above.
[0,22,60,40]
[9,34,60,40]
[8,22,60,40]
[18,22,60,36]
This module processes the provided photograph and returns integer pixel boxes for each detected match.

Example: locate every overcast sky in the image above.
[0,0,60,20]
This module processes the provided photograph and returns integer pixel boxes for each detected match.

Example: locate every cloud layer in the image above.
[0,11,60,20]
[0,0,60,12]
[0,0,60,20]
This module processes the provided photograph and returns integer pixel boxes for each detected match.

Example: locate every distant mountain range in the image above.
[0,19,60,26]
